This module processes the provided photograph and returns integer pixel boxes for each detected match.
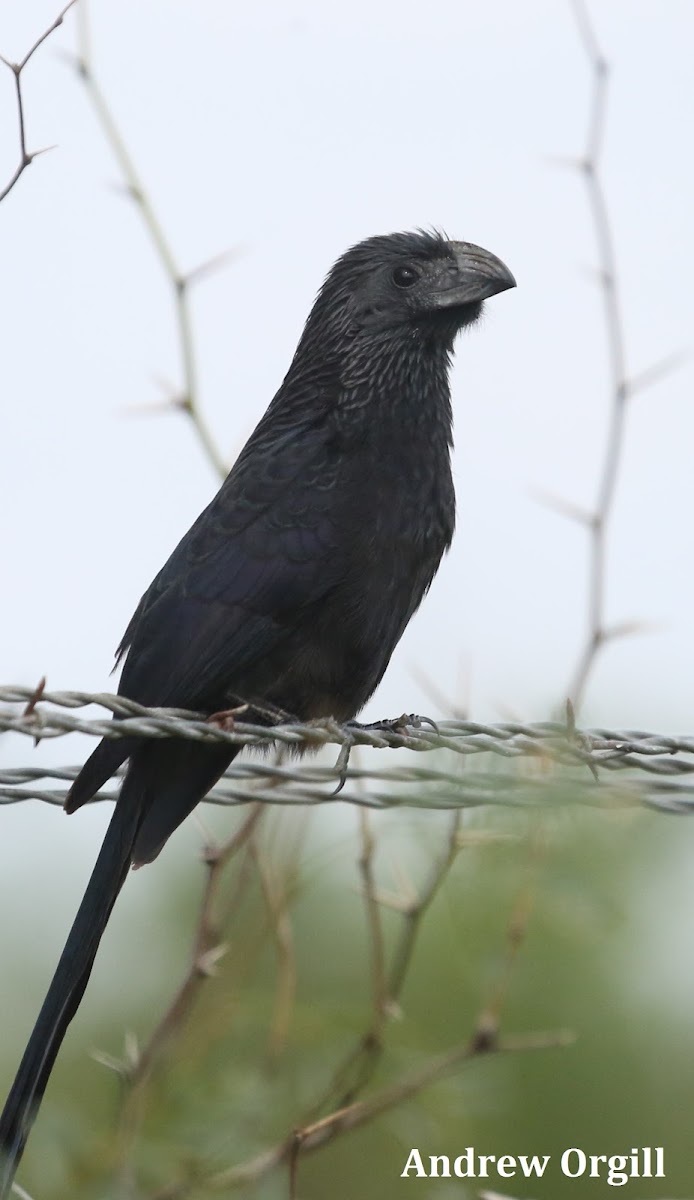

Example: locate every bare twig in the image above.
[472,823,546,1049]
[251,837,298,1064]
[567,1,629,708]
[309,809,463,1114]
[112,805,263,1165]
[388,811,462,999]
[358,808,388,1029]
[0,0,77,204]
[204,1027,574,1194]
[9,1182,37,1200]
[132,806,262,1085]
[302,806,391,1120]
[73,3,230,479]
[564,2,687,708]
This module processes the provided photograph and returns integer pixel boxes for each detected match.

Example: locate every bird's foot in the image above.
[330,713,439,798]
[347,712,439,736]
[207,701,299,731]
[206,704,250,732]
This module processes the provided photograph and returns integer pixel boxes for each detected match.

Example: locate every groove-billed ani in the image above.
[0,229,514,1191]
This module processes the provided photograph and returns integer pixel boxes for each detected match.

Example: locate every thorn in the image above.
[201,840,220,866]
[28,144,57,161]
[54,47,81,70]
[124,1030,140,1070]
[184,246,241,288]
[90,1048,127,1076]
[602,618,661,642]
[543,152,581,171]
[528,487,592,526]
[118,396,187,417]
[196,943,228,977]
[353,884,412,912]
[628,348,690,397]
[470,1016,498,1054]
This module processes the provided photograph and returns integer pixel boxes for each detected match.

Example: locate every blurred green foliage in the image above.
[2,770,694,1199]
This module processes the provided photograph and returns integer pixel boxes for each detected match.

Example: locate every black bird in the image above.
[0,229,514,1191]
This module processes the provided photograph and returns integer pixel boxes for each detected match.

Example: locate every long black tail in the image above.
[0,776,144,1197]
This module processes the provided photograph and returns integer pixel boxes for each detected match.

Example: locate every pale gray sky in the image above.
[1,0,693,990]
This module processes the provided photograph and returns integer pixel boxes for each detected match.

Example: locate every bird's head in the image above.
[302,229,515,354]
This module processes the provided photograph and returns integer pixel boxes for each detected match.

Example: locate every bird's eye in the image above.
[392,264,420,289]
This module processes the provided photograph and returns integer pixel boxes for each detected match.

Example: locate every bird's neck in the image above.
[285,331,454,447]
[341,333,454,447]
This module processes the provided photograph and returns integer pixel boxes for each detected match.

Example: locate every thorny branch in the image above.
[147,1029,572,1197]
[110,771,303,1178]
[471,822,546,1049]
[357,808,389,1031]
[251,834,298,1065]
[0,1,77,204]
[567,0,628,707]
[125,808,262,1084]
[206,1029,574,1196]
[565,1,686,707]
[73,3,231,479]
[304,810,463,1119]
[110,806,263,1169]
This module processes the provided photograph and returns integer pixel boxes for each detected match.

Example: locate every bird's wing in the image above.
[117,417,345,709]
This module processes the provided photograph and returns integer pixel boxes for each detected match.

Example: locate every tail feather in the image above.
[0,770,145,1197]
[0,738,235,1196]
[64,734,134,814]
[132,741,237,866]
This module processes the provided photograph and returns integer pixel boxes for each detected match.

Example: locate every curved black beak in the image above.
[432,242,516,308]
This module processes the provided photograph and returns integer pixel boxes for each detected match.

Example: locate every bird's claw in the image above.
[331,737,354,796]
[206,703,249,732]
[330,712,439,796]
[347,711,439,736]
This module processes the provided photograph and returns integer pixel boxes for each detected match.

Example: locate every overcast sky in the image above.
[1,0,693,973]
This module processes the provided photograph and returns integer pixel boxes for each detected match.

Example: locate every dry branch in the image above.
[565,1,686,706]
[73,3,231,479]
[0,1,77,203]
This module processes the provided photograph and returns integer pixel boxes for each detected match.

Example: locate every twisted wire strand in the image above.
[1,686,694,814]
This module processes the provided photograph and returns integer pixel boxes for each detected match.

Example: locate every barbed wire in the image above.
[2,685,694,814]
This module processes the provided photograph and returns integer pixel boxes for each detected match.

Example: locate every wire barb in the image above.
[3,687,694,813]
